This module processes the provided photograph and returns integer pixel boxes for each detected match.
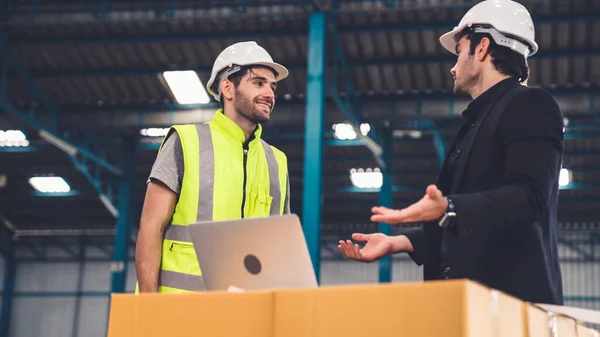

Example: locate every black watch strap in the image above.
[447,197,456,213]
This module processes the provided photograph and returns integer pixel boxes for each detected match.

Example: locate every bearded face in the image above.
[232,67,277,124]
[450,36,482,97]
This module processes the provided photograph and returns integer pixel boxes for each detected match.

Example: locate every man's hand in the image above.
[338,233,413,263]
[371,185,448,225]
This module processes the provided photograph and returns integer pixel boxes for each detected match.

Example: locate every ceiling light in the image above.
[29,176,71,193]
[349,167,383,189]
[0,130,30,147]
[140,128,169,137]
[162,70,211,105]
[333,123,370,140]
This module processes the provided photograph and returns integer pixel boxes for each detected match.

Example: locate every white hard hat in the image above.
[206,41,289,101]
[439,0,538,59]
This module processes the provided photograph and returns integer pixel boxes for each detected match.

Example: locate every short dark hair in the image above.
[457,27,529,83]
[216,66,278,106]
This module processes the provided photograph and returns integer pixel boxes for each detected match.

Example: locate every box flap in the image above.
[577,323,600,337]
[273,279,523,337]
[534,304,600,325]
[107,291,274,337]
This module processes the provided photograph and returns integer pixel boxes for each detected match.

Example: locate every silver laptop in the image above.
[188,214,318,291]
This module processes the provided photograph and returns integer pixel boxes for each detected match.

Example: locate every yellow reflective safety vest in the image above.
[137,110,290,294]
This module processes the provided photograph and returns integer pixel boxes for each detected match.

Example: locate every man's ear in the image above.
[477,37,491,62]
[220,79,234,101]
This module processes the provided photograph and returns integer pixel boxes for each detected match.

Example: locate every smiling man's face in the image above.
[232,67,278,124]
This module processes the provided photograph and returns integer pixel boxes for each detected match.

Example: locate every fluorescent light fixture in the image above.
[559,168,572,187]
[350,167,383,189]
[163,70,211,105]
[39,130,78,156]
[360,123,370,136]
[99,194,119,218]
[333,123,370,140]
[393,130,423,139]
[140,128,169,137]
[29,176,71,193]
[333,123,356,140]
[0,129,30,147]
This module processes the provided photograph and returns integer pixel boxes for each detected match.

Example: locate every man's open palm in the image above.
[338,233,393,263]
[370,184,447,224]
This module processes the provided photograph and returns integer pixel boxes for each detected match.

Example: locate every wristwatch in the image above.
[438,197,457,228]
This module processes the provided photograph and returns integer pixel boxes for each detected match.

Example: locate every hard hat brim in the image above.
[439,24,539,58]
[439,27,462,56]
[249,61,289,82]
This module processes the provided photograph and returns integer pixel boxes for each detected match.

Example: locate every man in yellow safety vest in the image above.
[135,41,291,293]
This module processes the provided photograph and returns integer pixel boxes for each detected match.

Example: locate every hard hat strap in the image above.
[472,26,531,59]
[212,65,244,95]
[219,65,243,81]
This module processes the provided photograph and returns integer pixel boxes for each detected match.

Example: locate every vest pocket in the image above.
[164,241,201,276]
[248,184,273,217]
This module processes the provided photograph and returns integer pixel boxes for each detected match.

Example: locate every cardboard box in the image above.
[107,279,524,337]
[522,303,551,337]
[275,279,523,337]
[522,301,600,337]
[534,302,600,327]
[107,290,274,337]
[556,313,578,337]
[577,323,600,337]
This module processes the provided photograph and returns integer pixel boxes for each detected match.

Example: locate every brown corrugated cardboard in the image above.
[556,314,578,337]
[273,279,523,337]
[107,290,274,337]
[105,279,527,337]
[536,303,600,325]
[523,301,600,337]
[577,323,600,337]
[522,302,551,337]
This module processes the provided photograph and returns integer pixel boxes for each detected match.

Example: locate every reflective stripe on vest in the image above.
[262,138,282,216]
[157,122,286,292]
[158,270,205,292]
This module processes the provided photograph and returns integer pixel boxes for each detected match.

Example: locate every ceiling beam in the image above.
[21,48,600,79]
[2,181,599,200]
[6,13,597,45]
[10,87,597,130]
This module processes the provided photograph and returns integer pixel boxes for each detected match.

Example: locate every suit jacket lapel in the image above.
[434,136,456,187]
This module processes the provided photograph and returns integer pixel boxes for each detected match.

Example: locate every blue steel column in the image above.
[303,11,327,283]
[110,136,136,293]
[432,130,447,167]
[378,124,393,283]
[0,254,16,337]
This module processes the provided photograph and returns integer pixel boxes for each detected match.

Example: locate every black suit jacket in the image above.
[404,78,565,305]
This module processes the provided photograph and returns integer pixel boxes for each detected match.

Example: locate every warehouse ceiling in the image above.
[0,0,599,238]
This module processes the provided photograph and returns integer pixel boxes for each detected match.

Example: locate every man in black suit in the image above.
[338,0,564,305]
